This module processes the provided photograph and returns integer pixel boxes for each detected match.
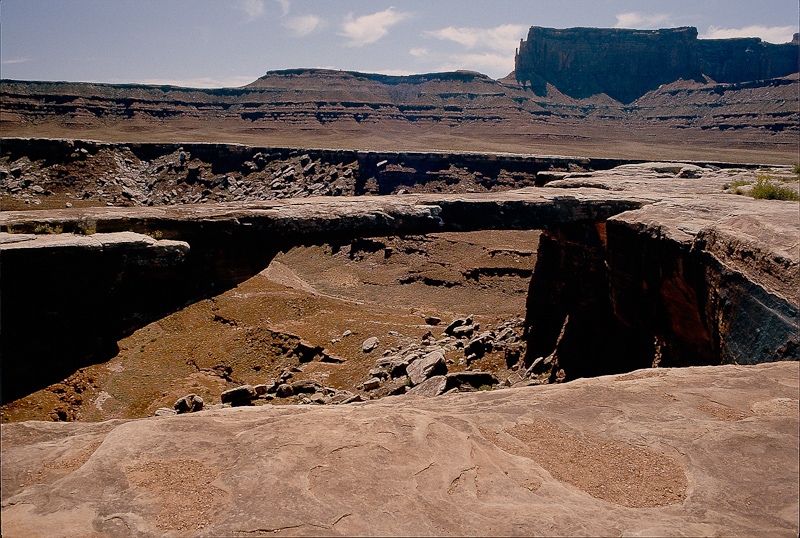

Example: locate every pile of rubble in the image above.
[154,315,563,417]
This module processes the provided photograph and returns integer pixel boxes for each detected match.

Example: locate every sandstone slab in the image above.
[1,363,797,537]
[2,363,800,538]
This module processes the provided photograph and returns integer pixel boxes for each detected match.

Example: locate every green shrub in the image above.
[33,223,63,234]
[793,164,800,175]
[750,174,799,201]
[77,219,97,235]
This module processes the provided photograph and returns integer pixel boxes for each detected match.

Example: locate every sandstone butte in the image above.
[1,24,799,538]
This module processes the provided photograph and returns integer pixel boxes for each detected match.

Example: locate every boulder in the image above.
[254,383,272,396]
[406,375,447,397]
[154,407,177,417]
[328,390,357,405]
[360,377,381,391]
[424,316,442,326]
[173,393,204,413]
[310,392,328,405]
[362,337,380,353]
[496,328,517,342]
[527,354,555,376]
[368,367,389,380]
[444,316,471,336]
[465,332,493,358]
[388,356,410,378]
[220,385,256,406]
[290,379,323,394]
[504,344,522,368]
[452,324,478,339]
[275,383,294,398]
[407,351,447,386]
[372,376,410,398]
[445,371,499,391]
[505,372,524,387]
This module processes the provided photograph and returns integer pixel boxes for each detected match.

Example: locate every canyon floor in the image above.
[1,229,540,423]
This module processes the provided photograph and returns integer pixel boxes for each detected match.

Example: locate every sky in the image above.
[1,0,798,87]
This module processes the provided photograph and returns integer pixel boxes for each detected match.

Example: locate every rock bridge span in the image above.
[2,163,797,403]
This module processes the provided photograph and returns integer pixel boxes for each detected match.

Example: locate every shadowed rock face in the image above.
[523,164,799,380]
[0,183,643,402]
[514,26,800,102]
[2,145,798,403]
[1,362,797,537]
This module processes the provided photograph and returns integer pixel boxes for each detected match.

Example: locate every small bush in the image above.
[77,219,97,235]
[750,174,799,201]
[793,164,800,175]
[33,223,63,234]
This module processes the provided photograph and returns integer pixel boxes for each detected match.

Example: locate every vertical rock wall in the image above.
[523,222,655,381]
[525,207,799,378]
[515,27,800,102]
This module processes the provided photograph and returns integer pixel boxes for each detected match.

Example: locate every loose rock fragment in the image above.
[362,337,380,353]
[173,393,204,413]
[221,385,257,406]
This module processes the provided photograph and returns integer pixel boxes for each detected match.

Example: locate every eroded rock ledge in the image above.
[1,151,797,402]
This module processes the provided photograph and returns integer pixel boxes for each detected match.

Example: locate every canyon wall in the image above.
[2,66,798,158]
[2,141,798,402]
[515,27,800,102]
[522,167,799,381]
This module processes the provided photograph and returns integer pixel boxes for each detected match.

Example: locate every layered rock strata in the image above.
[514,26,800,102]
[2,67,798,148]
[0,186,644,402]
[523,164,799,380]
[0,138,637,209]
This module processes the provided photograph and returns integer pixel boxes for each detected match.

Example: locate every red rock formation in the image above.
[514,26,799,102]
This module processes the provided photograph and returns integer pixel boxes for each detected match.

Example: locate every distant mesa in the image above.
[514,26,800,103]
[245,68,493,88]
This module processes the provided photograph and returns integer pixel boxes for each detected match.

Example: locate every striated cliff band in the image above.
[515,26,800,102]
[2,26,799,163]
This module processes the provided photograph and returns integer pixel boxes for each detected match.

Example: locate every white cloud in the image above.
[426,24,526,52]
[409,48,429,58]
[284,14,325,36]
[614,12,673,29]
[1,57,32,65]
[240,0,265,21]
[339,7,412,47]
[702,25,798,44]
[275,0,290,17]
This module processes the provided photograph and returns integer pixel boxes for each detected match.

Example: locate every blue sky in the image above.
[1,0,798,87]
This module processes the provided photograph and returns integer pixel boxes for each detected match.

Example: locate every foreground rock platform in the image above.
[2,362,797,537]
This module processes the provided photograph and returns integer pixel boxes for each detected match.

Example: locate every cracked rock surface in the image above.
[1,362,797,537]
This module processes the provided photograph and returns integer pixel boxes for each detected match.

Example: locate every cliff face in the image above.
[515,27,799,103]
[2,66,798,163]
